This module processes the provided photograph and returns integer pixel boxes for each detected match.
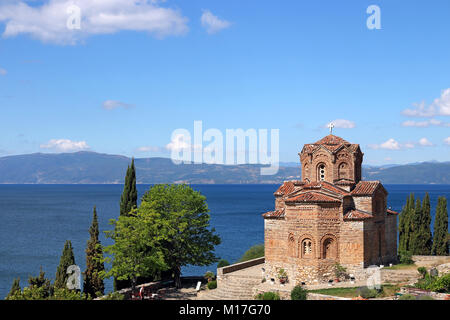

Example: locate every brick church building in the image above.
[263,133,398,284]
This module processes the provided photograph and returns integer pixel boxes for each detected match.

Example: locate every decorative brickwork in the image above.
[263,134,397,285]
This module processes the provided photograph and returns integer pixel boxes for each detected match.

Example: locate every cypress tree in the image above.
[399,193,415,253]
[6,278,21,299]
[115,159,138,290]
[432,197,449,255]
[420,193,433,254]
[54,240,76,289]
[410,198,423,255]
[119,158,137,217]
[83,206,105,298]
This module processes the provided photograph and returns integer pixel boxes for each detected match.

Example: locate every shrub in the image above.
[204,271,215,282]
[429,273,450,293]
[357,286,378,299]
[102,292,125,300]
[334,263,348,279]
[290,285,308,300]
[217,259,230,268]
[398,294,416,300]
[256,292,280,300]
[207,280,217,290]
[417,267,428,278]
[238,244,264,263]
[398,251,414,265]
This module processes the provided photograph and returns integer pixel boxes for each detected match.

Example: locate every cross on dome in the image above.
[327,122,335,134]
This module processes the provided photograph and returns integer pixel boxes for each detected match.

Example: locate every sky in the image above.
[0,0,449,165]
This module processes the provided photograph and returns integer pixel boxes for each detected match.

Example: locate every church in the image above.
[262,131,398,284]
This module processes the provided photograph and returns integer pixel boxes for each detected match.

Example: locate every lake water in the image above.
[0,184,449,299]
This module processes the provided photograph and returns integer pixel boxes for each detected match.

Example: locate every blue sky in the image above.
[0,0,449,165]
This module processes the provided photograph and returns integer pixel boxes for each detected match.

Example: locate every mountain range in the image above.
[0,151,449,184]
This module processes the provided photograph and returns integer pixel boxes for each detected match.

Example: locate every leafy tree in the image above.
[103,208,168,293]
[5,278,21,299]
[119,158,137,217]
[139,184,221,288]
[7,268,54,300]
[432,197,449,255]
[54,240,76,290]
[83,206,105,298]
[238,244,264,262]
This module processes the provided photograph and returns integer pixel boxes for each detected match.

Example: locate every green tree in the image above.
[115,159,138,290]
[410,193,433,255]
[83,206,105,298]
[410,198,423,255]
[238,244,265,262]
[103,208,168,293]
[432,197,449,255]
[54,240,76,290]
[399,194,415,254]
[139,184,221,288]
[5,277,21,299]
[119,158,137,217]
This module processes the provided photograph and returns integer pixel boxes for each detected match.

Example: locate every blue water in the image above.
[0,184,449,299]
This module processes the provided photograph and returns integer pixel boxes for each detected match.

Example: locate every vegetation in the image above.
[432,197,449,256]
[410,194,433,255]
[119,158,137,217]
[309,284,400,299]
[105,184,221,290]
[414,271,450,293]
[398,294,416,300]
[290,285,308,300]
[100,292,125,300]
[334,263,348,280]
[255,292,280,300]
[357,286,379,299]
[54,240,76,290]
[207,280,217,290]
[6,278,21,299]
[238,244,264,263]
[204,271,215,282]
[83,206,105,298]
[217,259,230,268]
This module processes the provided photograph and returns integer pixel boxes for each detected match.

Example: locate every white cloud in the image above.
[325,119,356,129]
[0,0,189,45]
[201,10,231,34]
[444,137,450,146]
[102,100,133,110]
[402,119,450,128]
[369,138,434,150]
[418,137,433,147]
[165,133,202,152]
[402,88,450,117]
[40,139,90,152]
[0,68,7,75]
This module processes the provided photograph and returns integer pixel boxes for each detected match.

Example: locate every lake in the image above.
[0,184,449,298]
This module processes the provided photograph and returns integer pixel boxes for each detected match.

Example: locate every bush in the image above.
[238,244,264,263]
[290,285,308,300]
[398,294,416,300]
[217,259,230,268]
[204,271,215,282]
[357,286,378,299]
[429,273,450,293]
[417,267,428,278]
[207,280,217,290]
[399,251,414,265]
[255,291,280,300]
[102,292,125,300]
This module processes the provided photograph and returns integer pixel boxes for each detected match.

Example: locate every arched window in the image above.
[301,239,313,258]
[338,162,348,180]
[322,237,337,260]
[318,164,326,181]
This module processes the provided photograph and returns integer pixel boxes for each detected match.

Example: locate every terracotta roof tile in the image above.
[302,181,350,196]
[285,192,340,204]
[387,208,399,215]
[351,181,381,196]
[344,209,373,220]
[314,134,350,146]
[274,181,296,196]
[262,208,285,219]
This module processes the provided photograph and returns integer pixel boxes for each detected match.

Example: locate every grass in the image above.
[309,284,401,299]
[383,264,417,270]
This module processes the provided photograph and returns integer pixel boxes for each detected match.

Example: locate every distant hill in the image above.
[0,152,448,184]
